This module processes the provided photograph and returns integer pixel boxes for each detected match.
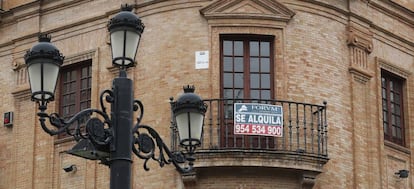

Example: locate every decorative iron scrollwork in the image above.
[132,100,194,173]
[37,89,194,172]
[37,89,113,146]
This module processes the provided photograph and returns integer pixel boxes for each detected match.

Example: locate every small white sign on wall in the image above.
[195,51,209,69]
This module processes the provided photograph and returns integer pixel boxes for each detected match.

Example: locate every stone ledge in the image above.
[193,149,328,173]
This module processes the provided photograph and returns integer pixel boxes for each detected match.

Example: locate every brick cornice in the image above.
[63,49,96,66]
[376,57,412,78]
[369,0,414,27]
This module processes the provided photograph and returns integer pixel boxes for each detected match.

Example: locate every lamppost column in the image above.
[110,71,133,189]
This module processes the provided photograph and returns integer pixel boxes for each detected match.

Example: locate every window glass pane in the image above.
[81,90,87,100]
[223,41,233,56]
[383,122,388,134]
[261,90,271,99]
[88,78,91,88]
[223,57,233,71]
[382,99,387,110]
[71,82,76,92]
[250,41,259,56]
[250,90,260,99]
[71,71,77,80]
[250,74,259,88]
[392,126,396,137]
[261,74,270,88]
[70,105,76,114]
[69,94,75,104]
[395,116,401,127]
[82,67,88,77]
[63,95,69,104]
[65,71,70,81]
[223,73,233,88]
[394,82,401,91]
[224,105,233,119]
[261,42,270,56]
[223,89,233,99]
[234,73,244,88]
[261,58,270,72]
[234,89,244,99]
[395,104,401,115]
[65,82,71,92]
[62,84,68,93]
[396,128,401,138]
[250,58,259,72]
[82,79,87,89]
[234,41,243,56]
[390,92,394,102]
[390,81,393,91]
[234,57,244,72]
[382,88,386,99]
[391,126,397,137]
[63,72,69,82]
[395,94,401,104]
[81,102,88,110]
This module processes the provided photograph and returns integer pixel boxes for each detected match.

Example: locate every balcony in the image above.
[171,98,329,181]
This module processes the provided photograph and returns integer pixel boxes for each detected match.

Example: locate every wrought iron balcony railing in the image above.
[171,99,328,158]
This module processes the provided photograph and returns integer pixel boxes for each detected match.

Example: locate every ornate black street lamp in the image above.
[24,4,207,189]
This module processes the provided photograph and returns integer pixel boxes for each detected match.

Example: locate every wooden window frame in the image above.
[220,34,274,101]
[219,34,275,149]
[58,60,92,138]
[381,70,405,146]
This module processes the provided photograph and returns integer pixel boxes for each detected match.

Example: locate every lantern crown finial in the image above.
[121,4,133,12]
[183,85,195,93]
[38,33,51,42]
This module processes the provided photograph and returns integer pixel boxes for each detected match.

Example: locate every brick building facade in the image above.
[0,0,413,188]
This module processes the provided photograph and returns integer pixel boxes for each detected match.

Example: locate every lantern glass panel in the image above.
[110,30,124,64]
[27,63,42,98]
[125,30,140,61]
[175,112,203,146]
[28,62,60,101]
[110,30,140,66]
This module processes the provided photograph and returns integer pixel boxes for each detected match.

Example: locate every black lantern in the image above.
[24,34,64,108]
[107,4,144,68]
[172,86,207,149]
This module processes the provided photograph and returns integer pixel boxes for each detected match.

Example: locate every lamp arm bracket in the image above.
[36,88,114,143]
[132,123,194,174]
[39,108,111,139]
